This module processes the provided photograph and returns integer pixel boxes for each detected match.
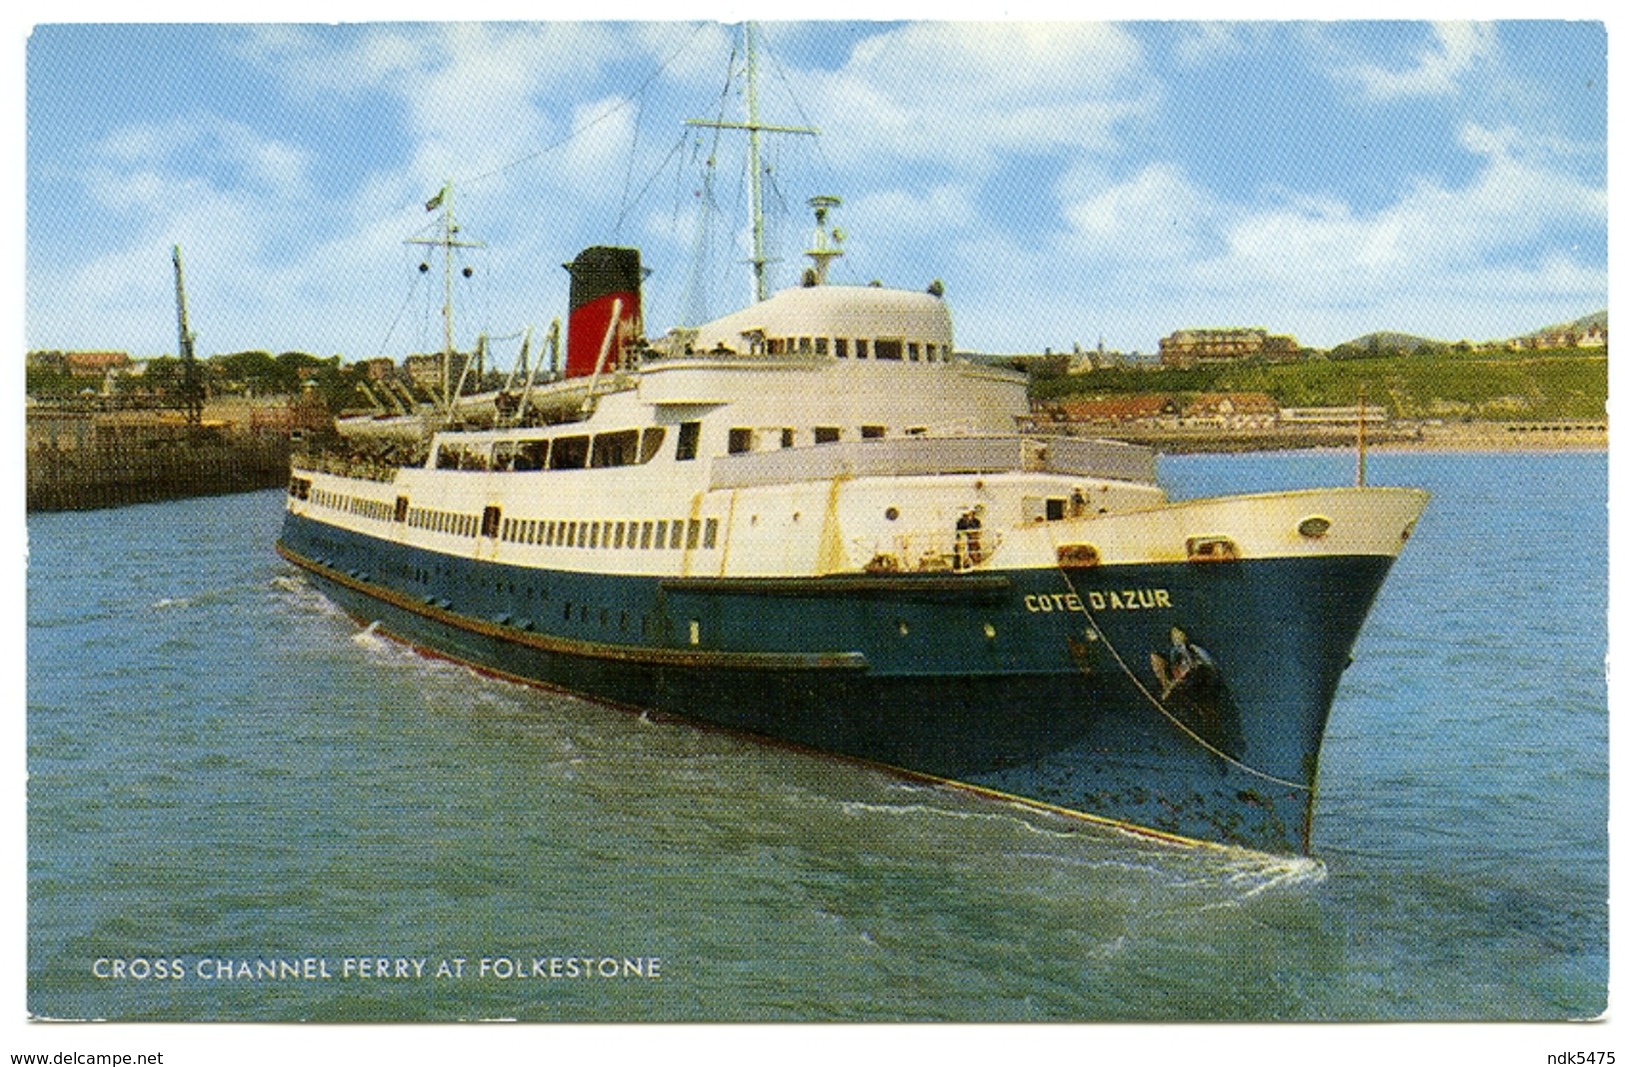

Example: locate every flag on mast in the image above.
[425,186,446,212]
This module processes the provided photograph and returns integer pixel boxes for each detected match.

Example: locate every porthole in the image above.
[884,507,900,521]
[1297,516,1332,539]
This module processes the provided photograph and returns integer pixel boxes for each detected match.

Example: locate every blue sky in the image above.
[24,19,1609,363]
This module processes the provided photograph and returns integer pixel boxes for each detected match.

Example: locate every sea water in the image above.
[24,451,1607,1023]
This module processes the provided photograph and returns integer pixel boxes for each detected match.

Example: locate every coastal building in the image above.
[1051,394,1180,427]
[403,351,470,393]
[1577,324,1608,348]
[1067,340,1128,374]
[1180,392,1280,429]
[64,351,133,379]
[1159,328,1299,368]
[357,357,398,382]
[1509,319,1608,351]
[1279,405,1390,426]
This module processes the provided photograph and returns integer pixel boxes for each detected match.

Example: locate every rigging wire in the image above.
[613,78,646,243]
[367,25,705,359]
[757,28,842,205]
[676,34,742,326]
[460,22,709,193]
[378,262,427,353]
[615,130,692,238]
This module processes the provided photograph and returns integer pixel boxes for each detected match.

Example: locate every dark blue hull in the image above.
[278,511,1396,854]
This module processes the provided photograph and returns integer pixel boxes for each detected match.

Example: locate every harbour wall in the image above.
[26,405,301,513]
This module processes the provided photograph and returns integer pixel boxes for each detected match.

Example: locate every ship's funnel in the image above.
[564,247,643,379]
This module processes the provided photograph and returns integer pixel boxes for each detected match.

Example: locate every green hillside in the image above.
[1032,349,1606,422]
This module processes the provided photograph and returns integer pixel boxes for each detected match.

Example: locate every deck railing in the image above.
[709,434,1157,490]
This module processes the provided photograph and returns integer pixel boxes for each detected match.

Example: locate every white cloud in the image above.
[1172,23,1246,66]
[1341,22,1497,101]
[805,22,1152,173]
[1060,163,1215,262]
[846,184,977,239]
[1031,115,1606,349]
[92,116,313,201]
[559,97,638,200]
[1200,144,1603,307]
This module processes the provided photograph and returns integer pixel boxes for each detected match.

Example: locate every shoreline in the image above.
[1054,423,1607,456]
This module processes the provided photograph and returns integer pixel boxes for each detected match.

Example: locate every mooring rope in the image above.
[1043,530,1313,792]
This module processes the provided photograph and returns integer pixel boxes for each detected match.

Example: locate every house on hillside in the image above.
[1180,392,1280,429]
[356,357,398,382]
[1159,328,1299,368]
[1511,322,1609,350]
[403,352,470,394]
[1054,394,1181,427]
[64,351,132,379]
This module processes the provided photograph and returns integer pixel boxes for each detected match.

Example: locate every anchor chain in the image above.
[1045,530,1313,792]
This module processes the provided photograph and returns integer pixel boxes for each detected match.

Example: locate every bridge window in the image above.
[676,421,701,461]
[550,435,589,469]
[814,426,840,444]
[639,427,666,463]
[590,429,638,468]
[874,339,903,361]
[515,440,549,471]
[728,428,754,454]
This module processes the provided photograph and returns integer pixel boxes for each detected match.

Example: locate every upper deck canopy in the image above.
[682,284,954,356]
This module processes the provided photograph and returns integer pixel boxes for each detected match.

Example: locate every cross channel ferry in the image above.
[276,32,1426,856]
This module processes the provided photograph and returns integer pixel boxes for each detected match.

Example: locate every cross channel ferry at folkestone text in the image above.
[277,208,1426,855]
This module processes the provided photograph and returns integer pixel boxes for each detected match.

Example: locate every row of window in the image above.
[436,427,666,472]
[406,506,480,538]
[725,423,918,454]
[427,419,928,471]
[760,336,946,362]
[498,515,719,553]
[298,484,723,555]
[308,484,395,523]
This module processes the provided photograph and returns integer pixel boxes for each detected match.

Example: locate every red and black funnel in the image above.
[563,247,643,379]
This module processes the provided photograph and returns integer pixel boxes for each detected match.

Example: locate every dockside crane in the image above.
[172,245,204,428]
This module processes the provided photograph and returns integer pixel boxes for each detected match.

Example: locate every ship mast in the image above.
[408,181,483,411]
[686,23,817,303]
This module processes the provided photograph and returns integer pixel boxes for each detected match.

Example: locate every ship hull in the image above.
[278,509,1399,854]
